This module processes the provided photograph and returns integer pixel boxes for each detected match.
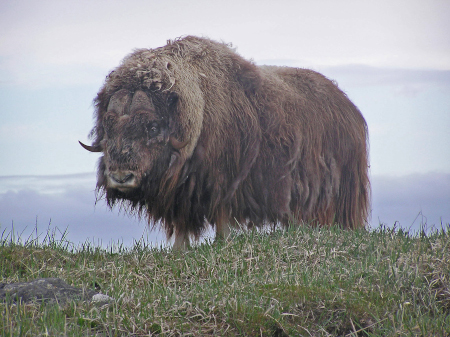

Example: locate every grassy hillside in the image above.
[1,224,449,336]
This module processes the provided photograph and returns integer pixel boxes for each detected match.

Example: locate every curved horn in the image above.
[79,141,102,153]
[169,136,189,150]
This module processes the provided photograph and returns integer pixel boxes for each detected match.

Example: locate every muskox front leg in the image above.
[215,221,231,242]
[214,207,232,242]
[173,230,190,250]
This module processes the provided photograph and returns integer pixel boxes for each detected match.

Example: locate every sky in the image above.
[1,0,449,247]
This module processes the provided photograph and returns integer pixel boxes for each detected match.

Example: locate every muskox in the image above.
[80,36,370,249]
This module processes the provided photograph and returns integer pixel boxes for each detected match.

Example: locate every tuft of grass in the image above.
[1,223,449,336]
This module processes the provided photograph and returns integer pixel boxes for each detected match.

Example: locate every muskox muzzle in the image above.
[106,170,138,191]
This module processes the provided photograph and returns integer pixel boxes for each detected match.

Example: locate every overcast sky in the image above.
[1,0,449,246]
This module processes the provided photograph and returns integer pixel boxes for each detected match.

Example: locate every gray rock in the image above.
[0,278,114,306]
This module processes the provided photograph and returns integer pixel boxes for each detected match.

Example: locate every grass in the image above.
[1,223,449,336]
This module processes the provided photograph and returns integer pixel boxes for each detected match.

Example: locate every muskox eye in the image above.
[167,92,178,107]
[147,122,160,138]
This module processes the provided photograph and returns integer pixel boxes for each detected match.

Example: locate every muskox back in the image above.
[83,36,370,248]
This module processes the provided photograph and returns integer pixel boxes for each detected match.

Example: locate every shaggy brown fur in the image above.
[83,36,370,248]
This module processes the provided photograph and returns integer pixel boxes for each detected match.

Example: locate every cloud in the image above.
[1,0,449,88]
[319,65,450,93]
[371,173,450,231]
[0,173,95,194]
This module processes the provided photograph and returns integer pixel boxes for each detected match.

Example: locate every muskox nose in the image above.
[107,170,137,190]
[110,172,134,184]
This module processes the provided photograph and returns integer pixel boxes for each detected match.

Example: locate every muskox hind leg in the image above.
[173,230,190,250]
[214,207,232,242]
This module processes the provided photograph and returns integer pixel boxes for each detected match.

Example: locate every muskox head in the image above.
[80,87,187,202]
[80,44,210,236]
